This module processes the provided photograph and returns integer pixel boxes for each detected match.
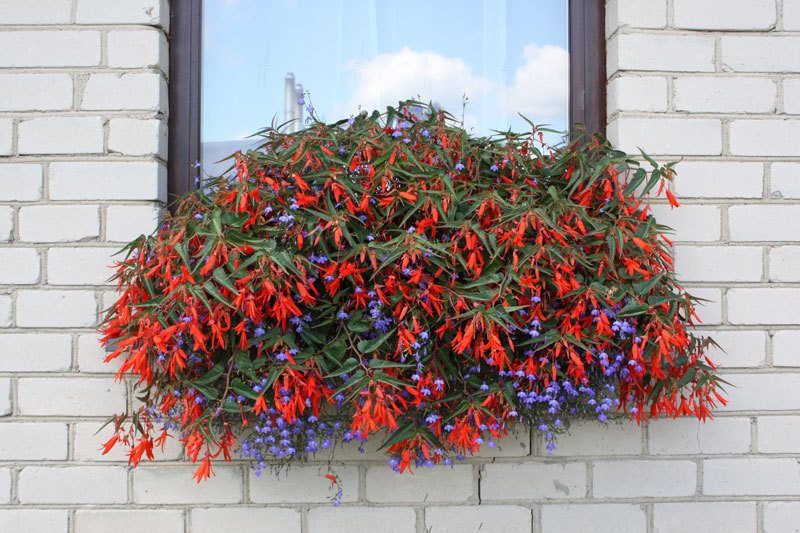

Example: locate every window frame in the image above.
[167,0,605,201]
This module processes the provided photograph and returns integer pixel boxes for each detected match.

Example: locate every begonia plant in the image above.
[100,102,725,496]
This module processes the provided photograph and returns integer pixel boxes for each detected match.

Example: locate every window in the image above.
[168,0,605,200]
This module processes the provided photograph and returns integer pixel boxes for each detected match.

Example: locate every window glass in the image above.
[201,0,568,177]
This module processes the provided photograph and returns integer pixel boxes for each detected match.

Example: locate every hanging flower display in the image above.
[100,102,725,490]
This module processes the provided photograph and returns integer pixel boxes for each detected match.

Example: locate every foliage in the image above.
[100,102,725,489]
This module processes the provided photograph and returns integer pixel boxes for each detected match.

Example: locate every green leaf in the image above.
[378,420,415,451]
[633,273,664,295]
[212,267,238,294]
[357,328,396,354]
[616,301,650,317]
[369,359,413,369]
[203,280,235,309]
[325,357,359,378]
[234,350,257,381]
[193,364,224,385]
[230,378,259,400]
[192,383,219,401]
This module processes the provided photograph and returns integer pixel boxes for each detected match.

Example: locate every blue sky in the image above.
[201,0,568,143]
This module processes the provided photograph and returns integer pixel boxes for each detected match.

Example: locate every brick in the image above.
[76,0,168,26]
[542,504,646,533]
[0,248,40,284]
[730,206,800,241]
[109,118,167,157]
[722,37,800,72]
[546,420,641,456]
[699,330,767,368]
[771,163,800,199]
[729,289,800,324]
[650,205,721,242]
[788,0,800,30]
[48,247,116,285]
[481,462,585,500]
[0,468,9,503]
[18,377,125,416]
[134,465,242,504]
[0,73,73,111]
[675,246,762,282]
[0,423,68,460]
[0,294,10,327]
[759,416,800,453]
[688,288,722,325]
[0,510,68,532]
[0,0,72,23]
[785,79,800,114]
[773,330,800,367]
[675,77,776,113]
[75,510,184,533]
[673,161,763,199]
[77,333,120,373]
[0,31,100,67]
[19,205,99,242]
[18,117,103,155]
[769,246,800,282]
[82,73,166,111]
[17,290,96,328]
[475,426,531,457]
[607,76,667,114]
[0,119,12,156]
[192,508,301,533]
[108,30,168,69]
[19,466,127,503]
[50,161,167,201]
[0,379,10,416]
[251,465,358,503]
[674,0,775,30]
[74,421,183,462]
[0,206,11,242]
[105,204,161,242]
[648,417,751,455]
[608,118,721,156]
[367,465,473,503]
[605,0,666,33]
[0,333,71,372]
[717,372,800,411]
[608,34,715,74]
[653,502,756,533]
[593,461,696,497]
[704,458,800,495]
[731,120,800,156]
[310,507,415,533]
[765,502,800,533]
[0,163,43,201]
[425,506,531,533]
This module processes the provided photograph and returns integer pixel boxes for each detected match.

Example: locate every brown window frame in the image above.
[167,0,605,202]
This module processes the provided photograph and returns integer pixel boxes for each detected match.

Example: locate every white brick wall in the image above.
[0,1,796,532]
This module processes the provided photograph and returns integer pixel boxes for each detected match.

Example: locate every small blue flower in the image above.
[455,161,465,171]
[490,164,499,172]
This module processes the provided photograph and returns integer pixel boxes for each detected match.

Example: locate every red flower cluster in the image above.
[100,103,725,483]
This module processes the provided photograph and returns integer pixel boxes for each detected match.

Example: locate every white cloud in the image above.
[506,44,569,123]
[333,44,568,133]
[336,47,494,124]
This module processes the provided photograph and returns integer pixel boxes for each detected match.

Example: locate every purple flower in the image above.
[455,161,465,171]
[490,164,499,172]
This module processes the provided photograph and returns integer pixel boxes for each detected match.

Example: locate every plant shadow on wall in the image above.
[99,101,727,503]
